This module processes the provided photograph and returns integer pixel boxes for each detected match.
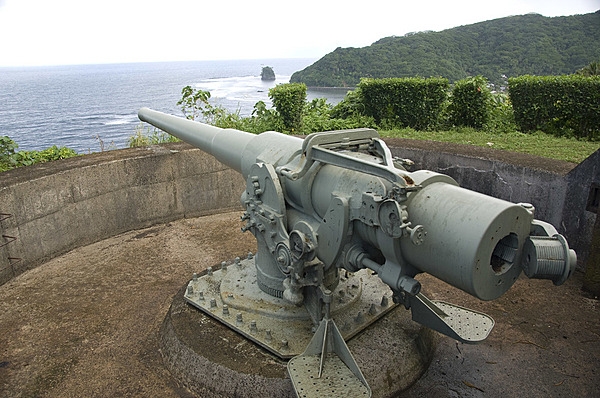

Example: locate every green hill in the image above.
[290,11,600,87]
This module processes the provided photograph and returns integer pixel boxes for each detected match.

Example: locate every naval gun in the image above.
[139,107,576,397]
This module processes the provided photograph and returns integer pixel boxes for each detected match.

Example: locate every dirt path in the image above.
[1,211,598,397]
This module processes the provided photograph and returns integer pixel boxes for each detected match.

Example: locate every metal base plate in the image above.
[184,258,396,358]
[433,300,495,342]
[288,354,370,397]
[409,293,495,343]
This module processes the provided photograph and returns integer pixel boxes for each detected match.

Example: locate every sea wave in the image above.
[105,114,139,126]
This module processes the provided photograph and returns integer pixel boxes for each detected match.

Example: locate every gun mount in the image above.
[139,107,576,397]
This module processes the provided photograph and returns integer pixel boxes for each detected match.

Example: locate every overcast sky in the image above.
[0,0,598,67]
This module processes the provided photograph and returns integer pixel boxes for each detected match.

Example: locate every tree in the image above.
[290,11,600,87]
[176,85,211,121]
[577,61,600,76]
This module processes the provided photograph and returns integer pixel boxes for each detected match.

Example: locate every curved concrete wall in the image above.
[1,139,597,286]
[0,143,244,285]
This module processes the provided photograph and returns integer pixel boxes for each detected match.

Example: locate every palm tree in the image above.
[577,61,600,76]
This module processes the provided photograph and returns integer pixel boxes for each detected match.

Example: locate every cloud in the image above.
[0,0,598,67]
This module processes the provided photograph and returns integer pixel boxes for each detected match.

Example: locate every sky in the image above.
[0,0,598,67]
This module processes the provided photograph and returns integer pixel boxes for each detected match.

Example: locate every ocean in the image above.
[0,59,349,154]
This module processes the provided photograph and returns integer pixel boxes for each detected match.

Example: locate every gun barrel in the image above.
[138,107,255,173]
[137,108,575,305]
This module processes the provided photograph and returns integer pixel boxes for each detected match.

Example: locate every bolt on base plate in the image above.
[184,257,397,358]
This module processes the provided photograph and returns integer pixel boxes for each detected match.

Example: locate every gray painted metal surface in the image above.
[184,258,396,358]
[138,108,577,397]
[288,353,370,397]
[409,294,494,343]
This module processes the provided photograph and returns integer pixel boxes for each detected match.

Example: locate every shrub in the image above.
[0,136,78,172]
[358,77,449,130]
[331,88,366,119]
[509,75,600,139]
[299,98,376,134]
[212,101,284,134]
[176,85,211,121]
[269,83,307,132]
[128,124,179,148]
[485,93,517,132]
[447,76,492,129]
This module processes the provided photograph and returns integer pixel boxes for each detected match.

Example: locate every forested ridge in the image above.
[290,11,600,87]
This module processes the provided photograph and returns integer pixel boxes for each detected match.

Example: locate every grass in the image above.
[380,128,599,164]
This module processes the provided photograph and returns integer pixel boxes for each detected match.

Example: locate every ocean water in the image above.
[0,59,348,153]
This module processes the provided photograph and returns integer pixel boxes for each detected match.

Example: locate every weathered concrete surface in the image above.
[0,212,598,398]
[401,271,600,398]
[0,138,598,397]
[563,149,600,267]
[0,142,244,285]
[583,208,600,295]
[161,284,435,398]
[0,212,256,398]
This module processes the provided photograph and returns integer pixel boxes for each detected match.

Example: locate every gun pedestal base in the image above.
[160,271,437,397]
[183,258,398,358]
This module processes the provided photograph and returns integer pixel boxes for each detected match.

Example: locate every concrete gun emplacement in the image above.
[139,107,576,397]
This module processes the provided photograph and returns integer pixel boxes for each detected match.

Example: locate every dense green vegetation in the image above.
[0,136,78,172]
[131,80,598,164]
[290,11,600,87]
[509,74,600,139]
[359,77,449,130]
[269,83,307,131]
[447,76,493,129]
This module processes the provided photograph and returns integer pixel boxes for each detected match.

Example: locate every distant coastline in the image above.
[0,59,348,153]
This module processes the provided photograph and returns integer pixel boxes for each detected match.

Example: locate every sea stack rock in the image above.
[261,66,275,81]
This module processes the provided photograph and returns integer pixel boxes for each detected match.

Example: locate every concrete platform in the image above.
[1,212,598,398]
[161,281,436,398]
